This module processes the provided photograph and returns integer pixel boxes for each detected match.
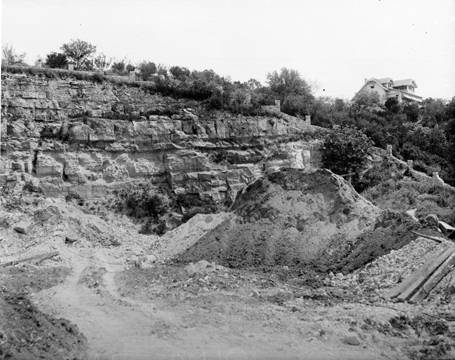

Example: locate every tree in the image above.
[321,127,372,180]
[60,39,96,70]
[281,94,310,116]
[111,60,126,74]
[421,98,446,126]
[403,102,420,122]
[267,68,314,116]
[45,52,68,68]
[446,119,455,162]
[2,45,26,66]
[384,97,401,114]
[126,63,135,72]
[353,91,381,107]
[267,68,313,100]
[138,61,157,80]
[169,65,190,80]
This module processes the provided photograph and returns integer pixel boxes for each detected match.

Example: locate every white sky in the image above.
[1,0,454,99]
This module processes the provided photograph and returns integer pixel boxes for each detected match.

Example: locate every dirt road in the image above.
[31,244,389,360]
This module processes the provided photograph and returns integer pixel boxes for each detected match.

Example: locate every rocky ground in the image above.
[1,169,454,360]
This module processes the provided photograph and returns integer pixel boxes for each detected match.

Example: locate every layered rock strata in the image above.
[1,70,324,209]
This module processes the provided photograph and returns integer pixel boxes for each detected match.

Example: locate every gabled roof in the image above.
[376,77,393,85]
[365,78,388,90]
[393,79,417,88]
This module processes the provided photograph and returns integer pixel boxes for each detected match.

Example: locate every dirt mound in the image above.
[152,212,234,261]
[176,169,382,268]
[322,211,425,274]
[0,290,88,360]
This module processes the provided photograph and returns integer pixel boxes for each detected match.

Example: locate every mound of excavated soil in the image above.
[0,291,88,360]
[176,169,382,268]
[151,212,234,261]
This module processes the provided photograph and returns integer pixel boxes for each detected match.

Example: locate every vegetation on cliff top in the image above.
[2,40,455,185]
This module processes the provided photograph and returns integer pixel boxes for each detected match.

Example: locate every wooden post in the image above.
[386,144,393,157]
[305,115,311,126]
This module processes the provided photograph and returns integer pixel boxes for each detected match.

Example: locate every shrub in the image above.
[138,61,157,80]
[169,66,190,80]
[321,127,372,183]
[111,61,126,75]
[2,45,26,66]
[118,183,170,219]
[45,52,68,69]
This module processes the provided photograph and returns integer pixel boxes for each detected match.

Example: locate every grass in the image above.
[2,64,156,88]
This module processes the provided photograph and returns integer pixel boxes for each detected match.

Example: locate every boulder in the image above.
[14,221,31,234]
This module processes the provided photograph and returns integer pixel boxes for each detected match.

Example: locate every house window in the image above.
[370,85,374,89]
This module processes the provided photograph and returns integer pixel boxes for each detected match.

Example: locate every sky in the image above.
[1,0,454,99]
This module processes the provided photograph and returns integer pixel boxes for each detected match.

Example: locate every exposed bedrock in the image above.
[1,71,325,211]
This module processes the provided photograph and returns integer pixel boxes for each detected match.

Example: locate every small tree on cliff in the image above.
[61,39,96,70]
[321,127,372,181]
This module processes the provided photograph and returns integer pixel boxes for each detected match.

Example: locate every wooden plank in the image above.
[409,253,455,302]
[0,251,59,267]
[397,247,455,301]
[385,246,453,299]
[410,231,446,243]
[384,246,453,299]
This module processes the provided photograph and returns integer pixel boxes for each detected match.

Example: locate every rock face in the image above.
[1,70,325,211]
[177,169,382,267]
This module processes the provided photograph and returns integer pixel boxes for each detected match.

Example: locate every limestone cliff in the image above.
[1,69,325,212]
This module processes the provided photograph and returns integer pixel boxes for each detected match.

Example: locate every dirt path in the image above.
[31,245,388,360]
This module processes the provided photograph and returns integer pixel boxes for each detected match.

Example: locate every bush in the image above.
[138,61,157,80]
[118,183,170,219]
[321,127,372,184]
[111,61,126,75]
[169,66,190,80]
[281,94,309,116]
[45,52,68,69]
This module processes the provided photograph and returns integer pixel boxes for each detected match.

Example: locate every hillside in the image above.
[1,67,455,360]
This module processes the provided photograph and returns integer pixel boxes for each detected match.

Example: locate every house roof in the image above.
[393,79,417,88]
[365,78,388,90]
[376,77,393,85]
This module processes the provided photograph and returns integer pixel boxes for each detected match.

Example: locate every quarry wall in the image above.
[0,70,325,209]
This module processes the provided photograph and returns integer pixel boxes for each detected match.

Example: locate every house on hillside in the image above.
[355,77,423,104]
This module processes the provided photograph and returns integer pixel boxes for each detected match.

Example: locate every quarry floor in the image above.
[1,196,454,360]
